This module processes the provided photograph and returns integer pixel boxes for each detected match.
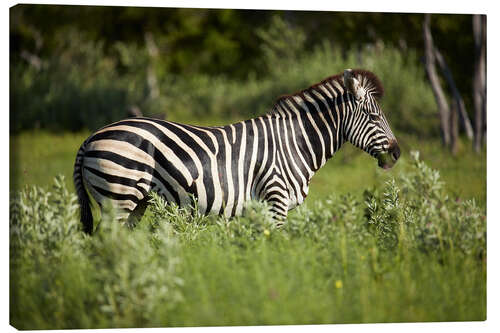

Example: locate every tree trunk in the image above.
[423,14,451,147]
[473,15,486,153]
[450,99,459,155]
[434,48,474,140]
[145,31,160,100]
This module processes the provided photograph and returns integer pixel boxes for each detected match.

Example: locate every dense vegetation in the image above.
[10,152,486,329]
[11,6,475,139]
[11,30,439,135]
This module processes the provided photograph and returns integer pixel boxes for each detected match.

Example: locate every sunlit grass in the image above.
[10,130,90,191]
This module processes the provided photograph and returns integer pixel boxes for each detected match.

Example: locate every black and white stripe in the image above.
[73,69,400,234]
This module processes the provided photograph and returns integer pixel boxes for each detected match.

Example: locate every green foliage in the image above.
[11,7,475,90]
[162,43,438,137]
[10,27,171,133]
[11,8,439,137]
[10,176,183,329]
[363,152,486,259]
[10,153,486,329]
[256,15,306,73]
[11,32,123,132]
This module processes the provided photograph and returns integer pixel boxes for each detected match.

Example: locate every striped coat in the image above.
[74,69,400,234]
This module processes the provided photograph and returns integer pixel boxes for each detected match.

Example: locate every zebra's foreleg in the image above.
[263,194,289,227]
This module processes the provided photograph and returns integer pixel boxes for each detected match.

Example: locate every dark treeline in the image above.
[11,4,483,151]
[11,5,474,82]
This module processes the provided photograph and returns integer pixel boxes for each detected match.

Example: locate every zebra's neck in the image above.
[257,79,352,207]
[268,79,350,174]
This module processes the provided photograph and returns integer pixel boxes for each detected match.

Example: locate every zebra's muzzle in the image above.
[376,141,400,169]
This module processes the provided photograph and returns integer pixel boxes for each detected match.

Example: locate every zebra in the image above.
[73,69,400,234]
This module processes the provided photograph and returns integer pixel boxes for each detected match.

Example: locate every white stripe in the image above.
[216,127,235,217]
[256,115,278,197]
[235,121,247,215]
[245,119,259,201]
[253,117,269,199]
[294,94,326,167]
[84,181,136,212]
[274,105,306,205]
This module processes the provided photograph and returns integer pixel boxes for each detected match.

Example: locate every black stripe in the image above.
[243,119,255,195]
[212,128,228,215]
[253,118,276,194]
[91,184,140,204]
[88,130,190,191]
[283,112,310,181]
[306,90,334,157]
[276,114,306,199]
[229,123,242,216]
[84,166,150,198]
[280,101,315,170]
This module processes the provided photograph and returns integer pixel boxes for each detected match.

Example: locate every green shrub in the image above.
[363,151,485,259]
[10,29,169,133]
[10,176,183,329]
[10,152,485,329]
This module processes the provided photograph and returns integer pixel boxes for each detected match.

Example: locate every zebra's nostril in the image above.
[391,145,401,161]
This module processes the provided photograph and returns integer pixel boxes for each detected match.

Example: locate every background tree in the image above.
[422,14,453,149]
[422,14,479,154]
[473,14,486,153]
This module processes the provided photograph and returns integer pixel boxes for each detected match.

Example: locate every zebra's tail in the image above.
[73,140,93,234]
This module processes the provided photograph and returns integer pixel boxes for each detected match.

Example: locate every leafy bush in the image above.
[10,28,168,133]
[10,176,183,329]
[364,151,485,258]
[10,152,485,329]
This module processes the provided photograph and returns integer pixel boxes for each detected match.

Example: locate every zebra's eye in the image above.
[369,114,380,122]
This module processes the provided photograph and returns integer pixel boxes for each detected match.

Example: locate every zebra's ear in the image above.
[343,69,366,100]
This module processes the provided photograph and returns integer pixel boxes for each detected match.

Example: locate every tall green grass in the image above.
[10,152,486,329]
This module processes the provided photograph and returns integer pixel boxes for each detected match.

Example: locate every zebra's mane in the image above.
[270,69,384,114]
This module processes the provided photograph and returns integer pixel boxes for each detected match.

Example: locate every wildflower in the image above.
[335,280,343,289]
[263,229,270,237]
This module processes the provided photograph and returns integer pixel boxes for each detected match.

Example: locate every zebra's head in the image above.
[342,69,400,169]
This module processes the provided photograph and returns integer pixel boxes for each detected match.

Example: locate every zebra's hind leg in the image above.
[126,197,150,229]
